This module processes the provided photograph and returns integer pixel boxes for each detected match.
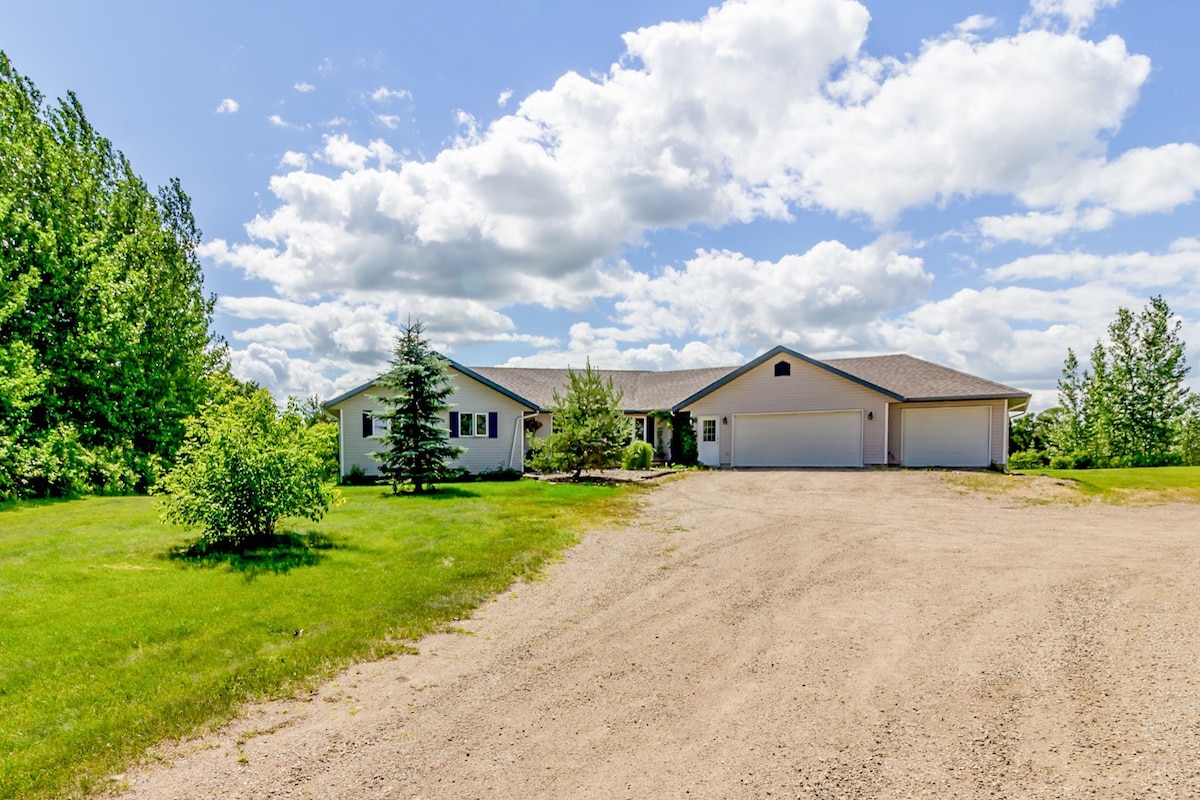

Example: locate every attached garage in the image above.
[733,411,863,468]
[901,406,992,468]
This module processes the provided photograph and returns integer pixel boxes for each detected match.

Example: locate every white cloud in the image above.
[201,0,1196,402]
[977,207,1114,244]
[497,89,513,107]
[370,86,411,103]
[279,151,310,170]
[294,82,316,93]
[209,0,1161,313]
[1024,0,1121,35]
[317,57,333,75]
[375,114,403,129]
[985,238,1200,289]
[322,117,350,127]
[215,98,239,114]
[267,114,310,130]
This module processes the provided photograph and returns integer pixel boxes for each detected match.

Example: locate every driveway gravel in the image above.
[117,470,1200,799]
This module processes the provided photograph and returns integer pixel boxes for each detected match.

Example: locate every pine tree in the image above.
[371,321,464,494]
[528,359,630,479]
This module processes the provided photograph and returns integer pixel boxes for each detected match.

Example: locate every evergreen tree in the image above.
[371,321,464,494]
[529,359,630,479]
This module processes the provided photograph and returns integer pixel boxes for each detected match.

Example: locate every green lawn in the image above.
[1011,465,1200,501]
[0,481,634,800]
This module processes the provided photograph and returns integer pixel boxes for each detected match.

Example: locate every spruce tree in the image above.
[528,359,630,479]
[371,321,464,493]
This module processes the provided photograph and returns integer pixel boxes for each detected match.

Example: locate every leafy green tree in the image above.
[0,51,214,496]
[529,359,630,479]
[1052,296,1192,467]
[159,390,337,550]
[1011,407,1060,456]
[371,320,464,494]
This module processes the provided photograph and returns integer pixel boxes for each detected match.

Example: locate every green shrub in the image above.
[622,440,654,470]
[340,464,378,486]
[160,390,338,550]
[1008,450,1047,470]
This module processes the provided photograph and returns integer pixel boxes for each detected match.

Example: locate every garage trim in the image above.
[731,409,864,468]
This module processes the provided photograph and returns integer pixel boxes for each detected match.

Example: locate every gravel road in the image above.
[117,470,1200,799]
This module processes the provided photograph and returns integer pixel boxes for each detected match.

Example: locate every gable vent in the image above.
[774,361,791,377]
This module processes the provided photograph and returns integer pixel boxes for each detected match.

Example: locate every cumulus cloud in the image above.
[215,98,239,113]
[206,0,1163,313]
[279,151,310,170]
[267,114,310,130]
[294,81,316,93]
[204,0,1195,401]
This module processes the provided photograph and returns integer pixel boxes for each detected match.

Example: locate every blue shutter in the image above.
[449,411,459,438]
[362,412,372,438]
[488,412,498,439]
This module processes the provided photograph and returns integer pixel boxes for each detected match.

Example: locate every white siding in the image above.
[682,356,890,466]
[329,369,533,476]
[887,399,1009,468]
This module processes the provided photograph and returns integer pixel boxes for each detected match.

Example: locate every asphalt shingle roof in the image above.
[469,366,738,411]
[824,354,1029,404]
[324,349,1029,412]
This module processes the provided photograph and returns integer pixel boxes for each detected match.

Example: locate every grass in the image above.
[0,480,636,800]
[1009,465,1200,502]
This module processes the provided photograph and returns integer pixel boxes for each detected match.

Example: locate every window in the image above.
[457,411,493,438]
[774,360,791,377]
[702,419,717,442]
[632,416,646,443]
[363,412,388,437]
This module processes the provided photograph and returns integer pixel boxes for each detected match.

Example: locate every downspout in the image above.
[338,407,345,479]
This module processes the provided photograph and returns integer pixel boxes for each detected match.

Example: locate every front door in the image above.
[697,416,719,466]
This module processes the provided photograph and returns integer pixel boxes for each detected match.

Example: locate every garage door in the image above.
[733,411,863,467]
[902,406,991,467]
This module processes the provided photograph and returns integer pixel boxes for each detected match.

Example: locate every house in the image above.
[322,345,1030,476]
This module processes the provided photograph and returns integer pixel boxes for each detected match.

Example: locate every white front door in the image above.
[697,416,720,466]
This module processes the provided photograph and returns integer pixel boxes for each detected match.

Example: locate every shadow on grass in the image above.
[381,486,481,500]
[169,530,335,577]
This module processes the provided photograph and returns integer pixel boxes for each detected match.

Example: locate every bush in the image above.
[1007,450,1047,470]
[340,464,378,486]
[160,390,338,551]
[1047,451,1094,470]
[622,441,654,470]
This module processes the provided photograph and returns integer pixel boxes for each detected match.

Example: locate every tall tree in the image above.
[529,360,630,479]
[0,51,215,497]
[372,321,464,494]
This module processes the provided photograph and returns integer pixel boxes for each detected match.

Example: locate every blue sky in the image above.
[5,0,1199,409]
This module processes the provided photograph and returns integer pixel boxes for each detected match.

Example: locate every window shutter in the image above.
[488,412,498,439]
[362,412,373,438]
[449,411,459,438]
[646,417,655,444]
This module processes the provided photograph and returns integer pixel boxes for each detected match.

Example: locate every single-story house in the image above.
[322,345,1030,476]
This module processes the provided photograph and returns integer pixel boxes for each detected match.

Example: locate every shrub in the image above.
[340,464,378,486]
[622,440,654,470]
[1007,450,1046,470]
[160,390,338,551]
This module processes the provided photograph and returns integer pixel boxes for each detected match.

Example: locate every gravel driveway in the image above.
[119,471,1200,799]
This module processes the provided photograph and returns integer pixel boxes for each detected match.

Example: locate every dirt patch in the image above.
[115,470,1200,799]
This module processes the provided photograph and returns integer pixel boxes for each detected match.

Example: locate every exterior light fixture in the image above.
[867,411,874,420]
[722,416,729,425]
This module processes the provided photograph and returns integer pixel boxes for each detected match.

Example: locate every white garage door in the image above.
[733,411,863,468]
[902,406,992,467]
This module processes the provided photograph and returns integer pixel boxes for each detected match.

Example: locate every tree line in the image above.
[1011,296,1199,469]
[1,52,215,498]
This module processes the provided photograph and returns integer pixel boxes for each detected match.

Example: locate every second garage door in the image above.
[732,411,863,468]
[901,406,992,467]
